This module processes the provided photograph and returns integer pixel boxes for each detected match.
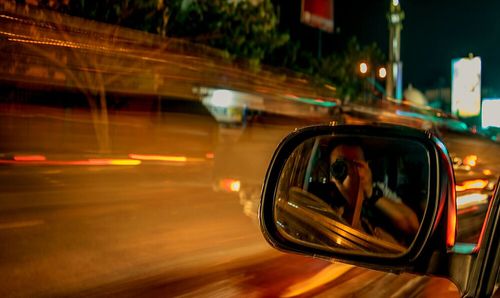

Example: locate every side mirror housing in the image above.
[259,124,458,275]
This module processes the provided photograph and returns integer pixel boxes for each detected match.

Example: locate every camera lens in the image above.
[330,159,348,182]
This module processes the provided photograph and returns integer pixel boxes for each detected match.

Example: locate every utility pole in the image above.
[318,29,322,60]
[386,0,404,102]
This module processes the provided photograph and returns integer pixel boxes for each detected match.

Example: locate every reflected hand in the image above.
[356,160,373,199]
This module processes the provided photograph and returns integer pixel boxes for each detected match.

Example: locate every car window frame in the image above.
[467,178,500,297]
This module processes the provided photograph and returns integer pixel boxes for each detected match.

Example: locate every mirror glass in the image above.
[274,135,430,255]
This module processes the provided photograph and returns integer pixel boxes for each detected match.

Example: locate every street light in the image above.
[378,67,387,79]
[359,62,368,75]
[357,62,387,100]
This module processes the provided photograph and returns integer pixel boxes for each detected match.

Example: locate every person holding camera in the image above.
[329,143,419,242]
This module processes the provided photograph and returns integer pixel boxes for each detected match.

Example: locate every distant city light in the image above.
[457,193,489,209]
[359,62,368,74]
[452,57,482,117]
[463,155,478,167]
[482,98,500,128]
[229,180,241,192]
[210,89,234,108]
[456,179,488,192]
[378,67,387,79]
[219,179,241,192]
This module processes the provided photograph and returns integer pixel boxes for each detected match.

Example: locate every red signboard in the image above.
[301,0,334,32]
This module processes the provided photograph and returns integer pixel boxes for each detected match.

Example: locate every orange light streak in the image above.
[128,154,187,162]
[456,179,488,192]
[1,158,140,166]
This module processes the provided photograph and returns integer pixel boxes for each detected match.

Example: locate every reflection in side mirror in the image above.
[274,135,430,255]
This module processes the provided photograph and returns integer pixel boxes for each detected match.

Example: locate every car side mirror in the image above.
[259,124,459,275]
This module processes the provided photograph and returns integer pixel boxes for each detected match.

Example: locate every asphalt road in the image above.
[0,107,461,297]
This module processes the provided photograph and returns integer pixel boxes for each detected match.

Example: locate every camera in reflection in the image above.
[330,158,349,183]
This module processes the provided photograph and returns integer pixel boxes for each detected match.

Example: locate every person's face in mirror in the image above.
[329,144,373,206]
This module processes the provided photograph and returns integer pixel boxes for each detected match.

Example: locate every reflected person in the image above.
[329,144,419,242]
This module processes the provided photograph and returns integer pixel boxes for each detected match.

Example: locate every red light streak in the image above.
[219,179,241,192]
[13,155,46,161]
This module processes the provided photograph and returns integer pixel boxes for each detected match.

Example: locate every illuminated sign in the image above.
[301,0,334,32]
[482,98,500,128]
[451,57,481,117]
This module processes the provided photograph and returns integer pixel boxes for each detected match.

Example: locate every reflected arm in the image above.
[374,197,420,236]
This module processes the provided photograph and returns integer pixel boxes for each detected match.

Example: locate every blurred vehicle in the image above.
[0,3,336,184]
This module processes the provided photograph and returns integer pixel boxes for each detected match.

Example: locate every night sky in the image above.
[276,0,500,94]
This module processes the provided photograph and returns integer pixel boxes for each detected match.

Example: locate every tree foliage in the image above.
[74,0,166,33]
[314,38,385,101]
[168,0,289,66]
[29,0,166,33]
[31,0,288,66]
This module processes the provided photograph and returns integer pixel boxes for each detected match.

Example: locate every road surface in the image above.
[0,106,461,297]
